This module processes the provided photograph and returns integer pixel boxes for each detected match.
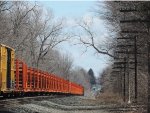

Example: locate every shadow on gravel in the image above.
[0,111,14,113]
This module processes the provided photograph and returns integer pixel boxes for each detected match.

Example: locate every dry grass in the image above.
[95,92,124,105]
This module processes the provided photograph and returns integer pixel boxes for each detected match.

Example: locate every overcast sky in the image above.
[38,1,110,77]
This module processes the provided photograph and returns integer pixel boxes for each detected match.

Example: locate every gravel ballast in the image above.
[0,96,141,113]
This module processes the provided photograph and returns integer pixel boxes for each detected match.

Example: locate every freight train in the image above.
[0,44,84,97]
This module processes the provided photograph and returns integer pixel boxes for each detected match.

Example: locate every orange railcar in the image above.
[70,82,84,95]
[14,59,84,96]
[15,59,27,93]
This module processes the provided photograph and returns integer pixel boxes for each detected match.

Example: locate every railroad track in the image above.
[0,96,147,113]
[37,100,145,111]
[0,95,68,110]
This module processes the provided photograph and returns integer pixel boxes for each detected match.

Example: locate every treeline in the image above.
[0,1,94,92]
[97,1,150,104]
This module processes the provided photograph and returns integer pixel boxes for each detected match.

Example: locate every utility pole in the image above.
[134,36,137,102]
[147,42,150,113]
[127,49,131,104]
[123,57,126,102]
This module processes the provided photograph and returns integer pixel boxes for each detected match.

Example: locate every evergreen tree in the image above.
[88,68,96,85]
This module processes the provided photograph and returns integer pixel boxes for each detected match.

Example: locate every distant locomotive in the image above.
[0,44,84,97]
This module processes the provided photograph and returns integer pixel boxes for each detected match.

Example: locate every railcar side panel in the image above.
[0,44,15,94]
[0,46,7,92]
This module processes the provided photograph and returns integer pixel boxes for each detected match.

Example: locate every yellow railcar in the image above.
[0,44,15,95]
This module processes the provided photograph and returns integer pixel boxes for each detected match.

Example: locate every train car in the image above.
[0,44,84,97]
[0,44,15,97]
[70,82,84,95]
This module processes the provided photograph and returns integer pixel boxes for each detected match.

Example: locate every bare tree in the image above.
[70,67,91,92]
[0,1,12,13]
[35,16,69,67]
[53,52,73,79]
[75,16,116,58]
